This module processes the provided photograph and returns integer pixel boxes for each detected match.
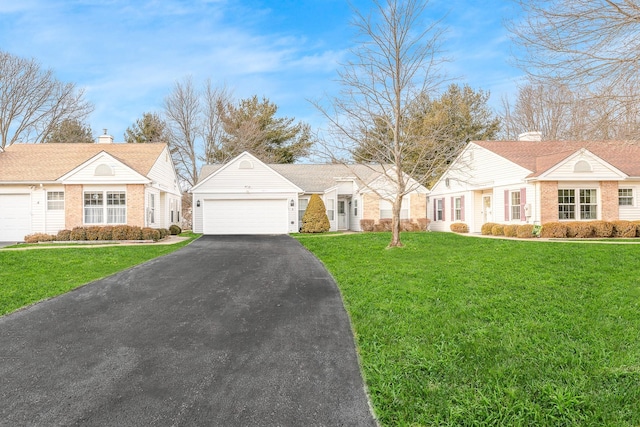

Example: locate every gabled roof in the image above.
[0,143,167,182]
[473,140,640,177]
[197,163,387,193]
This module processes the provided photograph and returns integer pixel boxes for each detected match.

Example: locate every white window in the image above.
[149,194,156,224]
[47,191,64,210]
[558,188,597,220]
[84,191,127,224]
[326,198,334,221]
[298,198,309,222]
[619,188,634,206]
[436,199,444,221]
[354,199,358,217]
[380,198,409,219]
[454,197,462,221]
[510,191,521,220]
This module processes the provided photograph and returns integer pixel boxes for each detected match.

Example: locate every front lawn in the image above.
[295,232,640,426]
[0,234,198,316]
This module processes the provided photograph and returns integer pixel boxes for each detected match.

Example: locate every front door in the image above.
[338,199,348,230]
[482,195,492,223]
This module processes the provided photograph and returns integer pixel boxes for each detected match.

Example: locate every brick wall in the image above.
[64,184,83,229]
[127,184,145,227]
[410,193,427,220]
[600,181,619,221]
[362,193,380,222]
[540,181,558,224]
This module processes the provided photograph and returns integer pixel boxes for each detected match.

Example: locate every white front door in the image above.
[337,199,348,230]
[482,195,492,223]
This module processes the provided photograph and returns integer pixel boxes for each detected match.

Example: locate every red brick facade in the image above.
[540,181,559,224]
[64,184,83,229]
[126,184,146,227]
[600,181,619,221]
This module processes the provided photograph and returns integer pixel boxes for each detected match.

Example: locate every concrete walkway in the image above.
[0,235,377,426]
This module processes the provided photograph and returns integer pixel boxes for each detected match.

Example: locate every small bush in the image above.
[141,227,161,241]
[111,225,129,240]
[564,222,592,238]
[450,223,469,233]
[516,224,536,238]
[70,227,87,241]
[503,224,518,237]
[56,229,71,241]
[635,220,640,237]
[416,218,430,231]
[159,228,169,239]
[611,220,636,238]
[400,219,420,232]
[169,224,182,235]
[98,226,113,240]
[125,226,143,240]
[540,222,567,238]
[376,219,393,232]
[481,223,498,235]
[491,224,504,236]
[85,226,102,241]
[592,221,614,238]
[360,219,375,232]
[301,194,330,233]
[24,233,56,243]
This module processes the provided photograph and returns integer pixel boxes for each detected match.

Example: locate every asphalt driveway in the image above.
[0,235,377,426]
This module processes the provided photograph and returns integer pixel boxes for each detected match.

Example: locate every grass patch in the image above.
[295,232,640,426]
[0,235,199,316]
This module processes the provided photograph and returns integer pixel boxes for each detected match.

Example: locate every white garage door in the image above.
[0,194,31,241]
[203,199,288,235]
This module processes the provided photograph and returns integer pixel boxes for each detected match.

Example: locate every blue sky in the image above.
[0,0,524,141]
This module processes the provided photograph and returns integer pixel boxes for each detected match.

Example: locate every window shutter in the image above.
[520,188,527,221]
[461,195,465,221]
[504,190,510,221]
[450,197,454,221]
[442,198,446,221]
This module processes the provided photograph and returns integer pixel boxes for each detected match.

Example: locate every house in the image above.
[190,151,428,235]
[0,134,183,241]
[428,133,640,233]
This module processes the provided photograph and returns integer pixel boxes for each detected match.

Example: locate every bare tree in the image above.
[164,76,201,187]
[201,80,232,164]
[314,0,447,247]
[0,50,93,149]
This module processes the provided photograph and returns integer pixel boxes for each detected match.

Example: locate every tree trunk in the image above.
[388,193,404,248]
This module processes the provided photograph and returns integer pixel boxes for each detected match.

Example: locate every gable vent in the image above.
[574,160,592,173]
[95,164,114,176]
[238,159,253,169]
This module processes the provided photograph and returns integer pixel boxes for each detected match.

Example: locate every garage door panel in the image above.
[204,199,288,235]
[0,194,31,241]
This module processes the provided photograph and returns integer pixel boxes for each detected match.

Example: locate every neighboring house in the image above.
[190,151,428,235]
[0,134,182,241]
[429,133,640,233]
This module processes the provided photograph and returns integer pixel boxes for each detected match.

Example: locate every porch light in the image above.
[196,200,201,207]
[290,199,295,207]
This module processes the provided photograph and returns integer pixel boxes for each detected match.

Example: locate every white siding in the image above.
[61,152,149,185]
[147,146,182,196]
[619,183,640,221]
[543,152,626,181]
[323,188,338,232]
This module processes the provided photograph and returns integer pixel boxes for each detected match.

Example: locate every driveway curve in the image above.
[0,235,376,426]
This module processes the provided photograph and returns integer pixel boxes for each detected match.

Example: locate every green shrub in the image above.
[360,219,375,232]
[516,224,535,238]
[125,226,143,240]
[169,224,182,235]
[85,226,102,241]
[540,222,567,238]
[56,229,71,241]
[416,218,430,231]
[70,227,87,241]
[503,224,518,237]
[111,225,129,240]
[158,228,169,239]
[300,194,330,233]
[491,224,504,236]
[611,220,636,238]
[450,223,469,233]
[481,223,497,235]
[592,221,614,238]
[141,227,161,241]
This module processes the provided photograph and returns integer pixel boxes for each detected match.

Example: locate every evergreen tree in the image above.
[300,194,330,233]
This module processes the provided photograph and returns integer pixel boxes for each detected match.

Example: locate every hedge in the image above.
[22,226,170,243]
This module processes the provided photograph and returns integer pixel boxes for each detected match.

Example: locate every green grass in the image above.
[295,232,640,426]
[0,234,199,316]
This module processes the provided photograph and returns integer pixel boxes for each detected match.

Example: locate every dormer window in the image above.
[95,164,114,176]
[573,160,592,173]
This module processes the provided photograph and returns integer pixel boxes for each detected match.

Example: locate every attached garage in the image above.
[203,199,288,235]
[0,194,31,241]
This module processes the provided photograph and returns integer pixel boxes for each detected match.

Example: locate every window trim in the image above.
[558,188,598,221]
[83,190,127,225]
[619,188,634,207]
[510,191,521,221]
[47,191,65,211]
